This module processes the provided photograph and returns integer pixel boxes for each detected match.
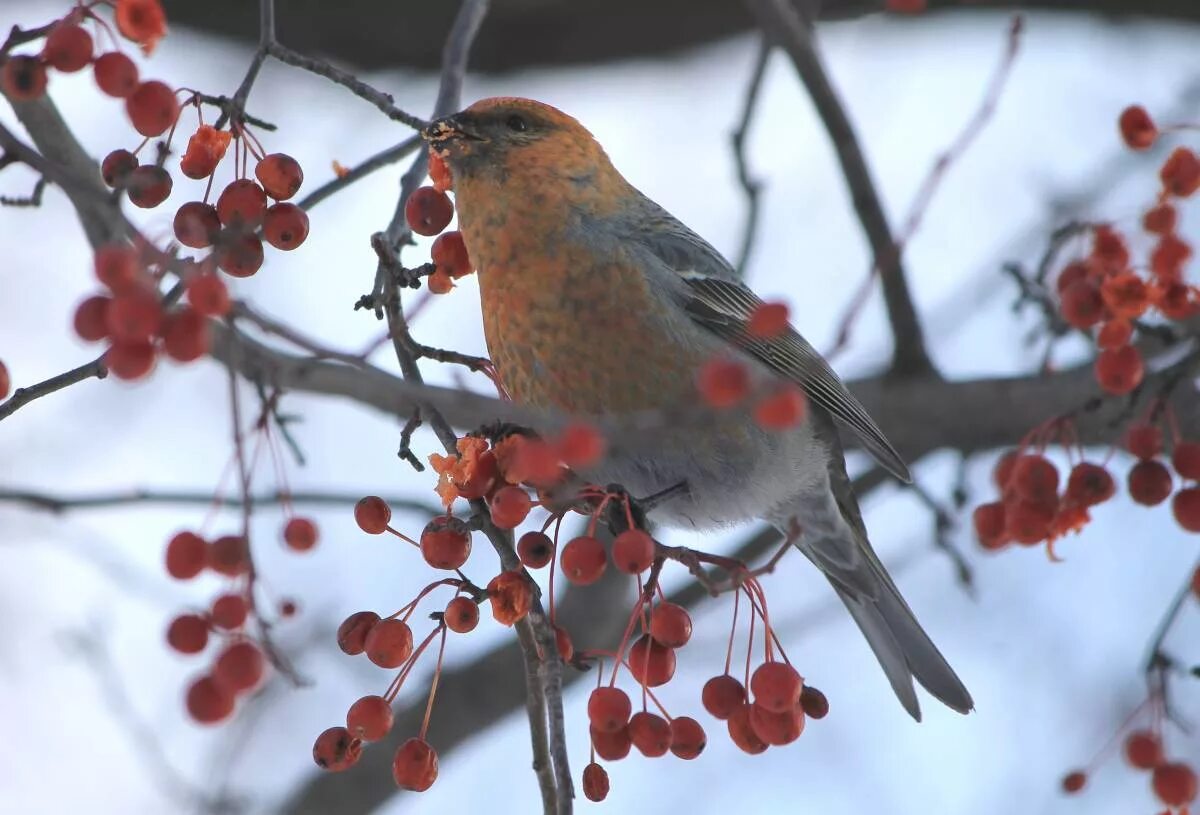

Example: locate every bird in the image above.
[422,96,973,720]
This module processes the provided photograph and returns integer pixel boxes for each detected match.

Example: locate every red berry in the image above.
[972,501,1007,549]
[166,613,208,654]
[487,570,532,626]
[749,702,805,746]
[702,674,746,720]
[126,165,173,208]
[1151,234,1193,280]
[799,685,829,719]
[556,422,606,470]
[101,149,139,188]
[1152,762,1198,807]
[346,695,393,742]
[427,270,453,294]
[1060,279,1104,329]
[1143,202,1177,236]
[162,307,210,362]
[2,55,47,100]
[517,530,554,569]
[554,625,574,661]
[215,232,264,278]
[313,726,361,772]
[649,602,692,648]
[1096,319,1132,350]
[612,528,654,574]
[283,517,318,552]
[750,661,803,713]
[0,361,8,401]
[73,295,111,342]
[94,244,141,292]
[405,186,454,236]
[1005,499,1055,545]
[1124,730,1163,770]
[1065,462,1116,507]
[354,496,392,534]
[560,535,607,585]
[1101,273,1149,319]
[669,716,706,759]
[364,618,414,668]
[165,530,207,579]
[582,762,609,802]
[993,450,1019,489]
[213,641,265,693]
[263,203,309,251]
[1118,105,1156,150]
[627,635,675,687]
[588,686,632,733]
[217,180,268,228]
[174,202,221,249]
[727,703,768,754]
[107,287,161,341]
[489,485,532,529]
[420,515,472,570]
[1127,424,1162,460]
[443,596,479,633]
[1011,454,1060,504]
[126,80,179,137]
[1128,460,1173,506]
[1173,487,1200,532]
[590,724,632,761]
[1172,441,1200,480]
[186,675,235,724]
[1094,345,1143,395]
[255,153,304,201]
[697,357,749,408]
[754,384,806,430]
[208,534,250,576]
[210,593,248,630]
[43,23,93,73]
[336,610,380,655]
[629,711,672,757]
[747,301,789,339]
[1061,770,1086,794]
[431,230,472,278]
[1161,147,1200,198]
[428,149,453,192]
[93,51,138,97]
[186,273,230,317]
[105,340,156,380]
[392,738,438,791]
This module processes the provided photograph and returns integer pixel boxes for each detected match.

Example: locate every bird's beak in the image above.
[422,114,484,144]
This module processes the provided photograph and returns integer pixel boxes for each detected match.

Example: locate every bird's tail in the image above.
[823,546,974,721]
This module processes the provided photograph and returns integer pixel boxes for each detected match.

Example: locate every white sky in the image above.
[1,2,1198,814]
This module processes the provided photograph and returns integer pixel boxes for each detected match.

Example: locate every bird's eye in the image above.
[505,114,528,133]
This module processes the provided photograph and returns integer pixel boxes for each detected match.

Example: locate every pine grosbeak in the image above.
[424,97,972,720]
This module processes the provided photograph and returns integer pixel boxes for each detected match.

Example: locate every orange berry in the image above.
[611,528,654,574]
[749,702,805,746]
[346,695,393,742]
[216,232,265,278]
[516,530,554,569]
[750,661,803,713]
[108,287,164,340]
[209,593,247,630]
[126,165,172,208]
[283,517,318,552]
[426,268,454,294]
[1010,454,1059,504]
[174,202,221,249]
[1005,499,1054,545]
[627,635,675,687]
[560,535,607,585]
[555,422,606,469]
[263,203,309,250]
[487,569,532,626]
[94,244,141,292]
[1094,345,1143,395]
[166,613,208,654]
[554,625,574,661]
[102,149,138,187]
[217,179,268,228]
[431,230,472,278]
[1150,234,1192,280]
[115,0,168,55]
[179,125,232,180]
[336,610,380,655]
[648,602,692,648]
[1100,272,1149,319]
[105,339,156,380]
[697,357,749,408]
[162,307,211,362]
[588,686,632,733]
[590,724,632,761]
[420,515,472,570]
[1126,424,1162,460]
[443,596,479,633]
[364,618,414,668]
[207,534,249,576]
[489,485,531,529]
[255,153,304,200]
[428,149,453,192]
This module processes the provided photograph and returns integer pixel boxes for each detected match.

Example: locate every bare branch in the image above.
[731,35,771,276]
[0,487,442,517]
[0,356,106,422]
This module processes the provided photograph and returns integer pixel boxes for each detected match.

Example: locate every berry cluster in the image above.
[1055,107,1199,396]
[403,151,473,293]
[1063,723,1197,811]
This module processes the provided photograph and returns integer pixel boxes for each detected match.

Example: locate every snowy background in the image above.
[1,1,1198,813]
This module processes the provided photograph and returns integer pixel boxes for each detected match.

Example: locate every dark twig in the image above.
[295,135,423,213]
[398,407,426,472]
[0,21,54,56]
[0,356,106,422]
[0,174,47,206]
[745,0,933,376]
[731,36,771,276]
[905,479,975,593]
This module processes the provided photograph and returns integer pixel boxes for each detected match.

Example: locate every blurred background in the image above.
[1,1,1198,813]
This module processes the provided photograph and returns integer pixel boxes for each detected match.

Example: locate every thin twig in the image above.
[731,36,771,276]
[0,356,106,422]
[295,135,422,213]
[398,407,426,472]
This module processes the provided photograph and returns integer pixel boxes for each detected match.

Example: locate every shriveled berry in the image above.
[336,610,380,655]
[560,535,607,585]
[255,153,304,200]
[629,711,672,757]
[43,23,93,73]
[73,295,111,342]
[180,125,232,180]
[405,186,454,236]
[263,203,309,251]
[214,641,265,693]
[489,485,531,529]
[93,51,138,97]
[612,528,654,574]
[166,613,208,654]
[487,570,532,626]
[174,201,221,249]
[2,56,47,100]
[165,530,207,579]
[420,515,471,570]
[355,496,392,534]
[217,179,268,228]
[588,686,632,733]
[750,661,803,713]
[364,618,414,668]
[582,762,609,802]
[799,685,829,719]
[313,726,361,772]
[126,165,172,208]
[162,307,210,362]
[210,593,248,630]
[517,530,554,569]
[1174,487,1200,532]
[126,80,179,137]
[669,716,706,759]
[215,232,264,278]
[727,703,768,754]
[102,149,138,188]
[1128,460,1173,506]
[186,675,235,724]
[627,635,675,687]
[702,674,746,720]
[346,695,393,742]
[208,534,249,576]
[649,602,692,648]
[392,738,438,791]
[283,517,319,552]
[431,230,472,278]
[105,340,156,380]
[443,596,479,633]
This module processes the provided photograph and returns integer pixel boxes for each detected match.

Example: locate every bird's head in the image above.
[422,97,617,192]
